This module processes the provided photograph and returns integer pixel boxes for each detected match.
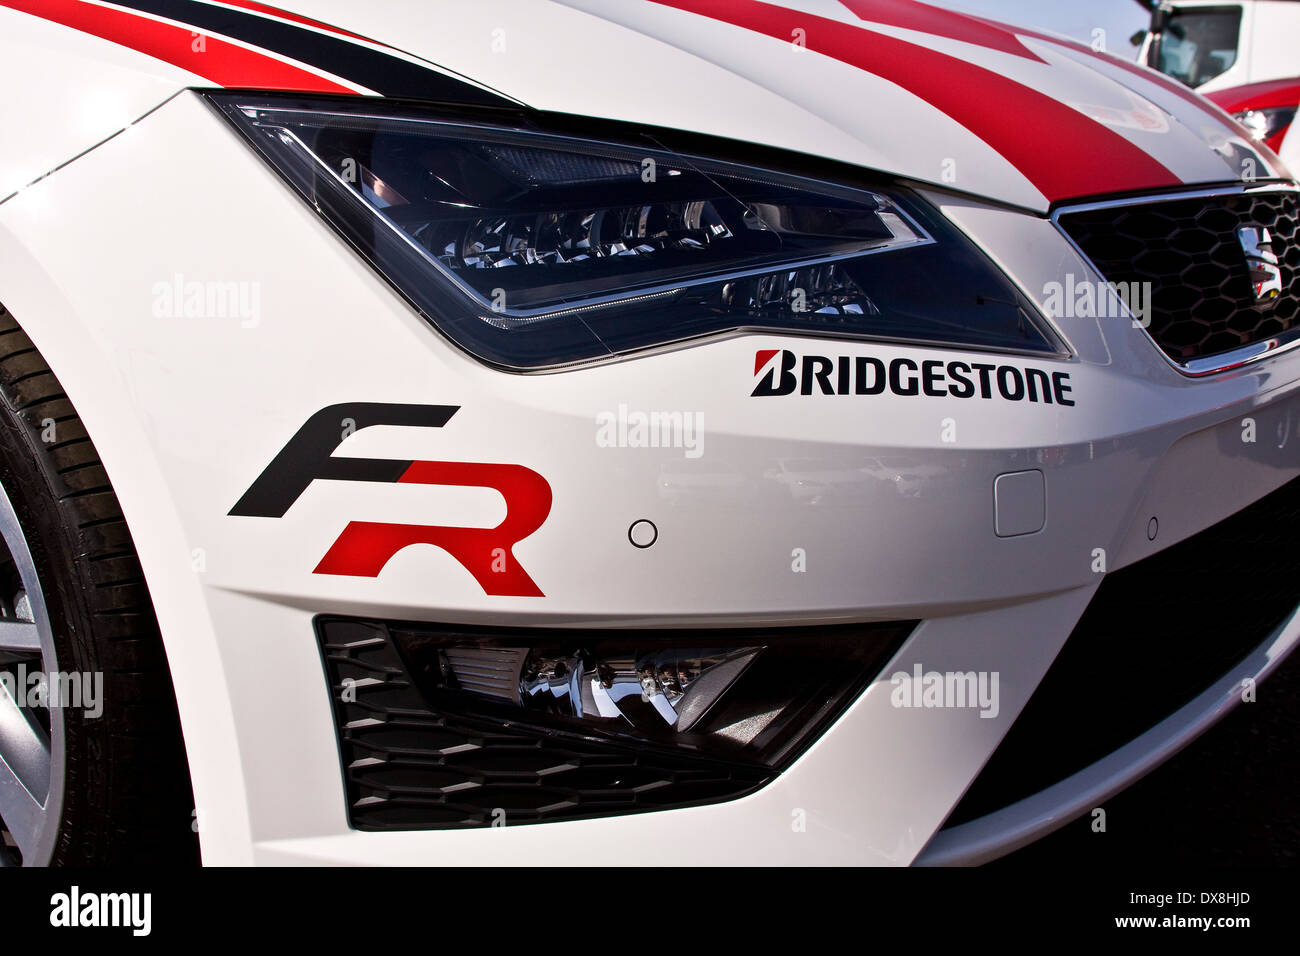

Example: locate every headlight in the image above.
[209,93,1059,369]
[1233,106,1296,145]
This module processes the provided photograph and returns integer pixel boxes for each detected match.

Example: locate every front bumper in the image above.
[0,91,1296,864]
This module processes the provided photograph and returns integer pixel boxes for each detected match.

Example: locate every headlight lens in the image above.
[1232,106,1296,145]
[210,93,1058,369]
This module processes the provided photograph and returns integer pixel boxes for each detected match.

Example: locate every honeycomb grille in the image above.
[1057,189,1300,362]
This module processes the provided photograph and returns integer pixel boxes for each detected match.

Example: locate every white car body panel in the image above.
[0,6,198,200]
[0,0,1296,865]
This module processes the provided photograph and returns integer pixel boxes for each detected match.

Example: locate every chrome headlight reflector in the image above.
[383,619,915,770]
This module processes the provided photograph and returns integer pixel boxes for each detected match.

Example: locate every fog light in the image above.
[389,620,915,768]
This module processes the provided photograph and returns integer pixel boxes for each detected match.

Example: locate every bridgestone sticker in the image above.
[751,348,1074,405]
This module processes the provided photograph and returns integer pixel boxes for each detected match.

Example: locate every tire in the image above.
[0,301,198,866]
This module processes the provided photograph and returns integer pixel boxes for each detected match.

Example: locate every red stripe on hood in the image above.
[966,13,1237,127]
[1205,77,1300,113]
[650,0,1181,202]
[838,0,1043,62]
[1,0,357,93]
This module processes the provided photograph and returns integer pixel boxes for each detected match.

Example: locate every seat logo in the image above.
[230,403,552,596]
[1238,226,1282,307]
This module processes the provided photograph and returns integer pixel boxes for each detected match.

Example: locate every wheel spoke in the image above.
[0,481,59,865]
[0,491,42,602]
[0,681,48,797]
[0,680,48,860]
[0,620,39,652]
[0,763,43,861]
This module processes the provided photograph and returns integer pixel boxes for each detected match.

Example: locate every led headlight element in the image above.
[448,643,760,732]
[383,620,916,768]
[210,94,1059,368]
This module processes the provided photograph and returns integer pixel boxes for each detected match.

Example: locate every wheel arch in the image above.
[0,232,255,864]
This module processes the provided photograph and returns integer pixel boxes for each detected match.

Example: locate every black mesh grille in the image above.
[1057,189,1300,362]
[944,473,1300,828]
[317,617,913,830]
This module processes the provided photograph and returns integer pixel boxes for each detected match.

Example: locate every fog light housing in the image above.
[317,617,915,829]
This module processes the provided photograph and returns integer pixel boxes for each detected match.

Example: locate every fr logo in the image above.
[230,403,552,596]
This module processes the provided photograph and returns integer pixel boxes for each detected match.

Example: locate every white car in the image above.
[0,0,1296,867]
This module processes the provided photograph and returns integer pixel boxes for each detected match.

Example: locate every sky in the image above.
[941,0,1153,60]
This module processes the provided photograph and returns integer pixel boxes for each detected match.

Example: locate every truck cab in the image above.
[1137,0,1300,91]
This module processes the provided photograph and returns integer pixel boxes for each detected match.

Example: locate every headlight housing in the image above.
[209,93,1059,369]
[1232,106,1296,148]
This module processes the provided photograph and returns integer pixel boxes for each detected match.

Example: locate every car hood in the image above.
[8,0,1291,212]
[280,0,1291,211]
